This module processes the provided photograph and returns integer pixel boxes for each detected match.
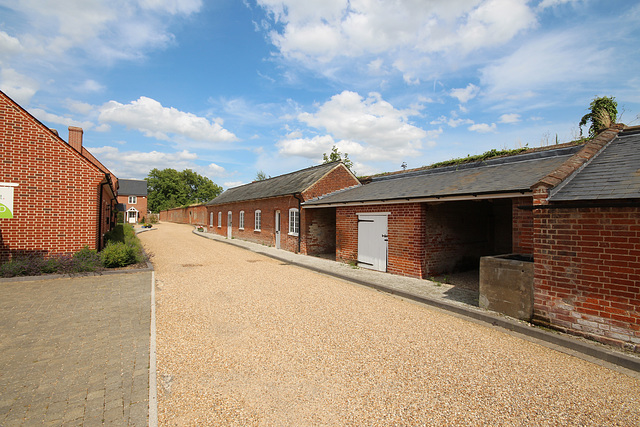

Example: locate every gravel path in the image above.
[140,222,640,426]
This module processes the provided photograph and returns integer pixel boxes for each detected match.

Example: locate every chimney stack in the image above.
[68,126,83,151]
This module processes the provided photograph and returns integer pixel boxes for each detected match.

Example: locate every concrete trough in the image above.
[479,254,534,321]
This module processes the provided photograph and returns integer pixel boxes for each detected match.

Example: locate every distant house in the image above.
[204,162,360,255]
[117,179,148,224]
[0,90,118,260]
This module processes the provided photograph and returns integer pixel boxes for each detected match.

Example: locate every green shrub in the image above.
[0,248,103,278]
[100,242,143,268]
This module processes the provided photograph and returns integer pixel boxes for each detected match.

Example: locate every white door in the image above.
[275,211,281,249]
[357,213,388,272]
[227,211,232,238]
[128,210,137,224]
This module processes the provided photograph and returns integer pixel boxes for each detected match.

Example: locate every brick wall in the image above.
[423,199,513,275]
[512,196,534,254]
[304,207,336,256]
[0,92,114,260]
[207,196,302,252]
[302,164,360,200]
[533,205,640,351]
[159,204,207,225]
[336,203,426,278]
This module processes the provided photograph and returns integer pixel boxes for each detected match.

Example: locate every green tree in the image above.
[255,170,269,181]
[322,146,354,173]
[145,168,223,212]
[579,96,618,138]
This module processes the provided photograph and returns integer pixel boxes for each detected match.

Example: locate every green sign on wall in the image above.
[0,183,18,219]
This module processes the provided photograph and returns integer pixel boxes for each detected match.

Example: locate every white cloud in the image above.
[538,0,580,9]
[1,0,203,66]
[468,122,497,133]
[223,181,245,188]
[29,108,94,130]
[480,29,610,100]
[298,91,427,150]
[277,135,336,158]
[98,96,238,144]
[0,31,23,55]
[64,99,94,115]
[207,163,226,176]
[0,68,39,105]
[257,0,537,79]
[450,83,480,103]
[499,113,521,123]
[88,146,207,179]
[278,91,436,163]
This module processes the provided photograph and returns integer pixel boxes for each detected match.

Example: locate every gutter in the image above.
[293,192,304,253]
[304,190,531,208]
[518,200,640,211]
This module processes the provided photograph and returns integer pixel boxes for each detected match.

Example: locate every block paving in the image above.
[0,271,152,426]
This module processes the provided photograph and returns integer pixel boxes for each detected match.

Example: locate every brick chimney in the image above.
[68,126,83,151]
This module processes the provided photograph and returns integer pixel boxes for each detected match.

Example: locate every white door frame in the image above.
[127,207,139,224]
[357,212,389,272]
[227,211,232,238]
[275,210,281,249]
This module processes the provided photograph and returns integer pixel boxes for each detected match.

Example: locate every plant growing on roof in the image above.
[322,146,355,174]
[579,96,618,138]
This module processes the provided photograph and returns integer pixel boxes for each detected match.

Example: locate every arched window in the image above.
[217,211,222,228]
[239,211,245,230]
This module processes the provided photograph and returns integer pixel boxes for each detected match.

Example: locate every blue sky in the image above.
[1,0,639,188]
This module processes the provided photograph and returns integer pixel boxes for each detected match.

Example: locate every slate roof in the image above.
[551,128,640,201]
[118,179,147,196]
[206,162,344,205]
[305,146,582,206]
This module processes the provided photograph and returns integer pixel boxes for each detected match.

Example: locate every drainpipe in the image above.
[293,192,304,253]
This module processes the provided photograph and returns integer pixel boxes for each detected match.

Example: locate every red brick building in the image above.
[531,126,640,350]
[305,144,581,278]
[204,162,359,254]
[0,91,118,260]
[117,179,148,224]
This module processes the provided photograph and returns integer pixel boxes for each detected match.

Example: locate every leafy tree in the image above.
[322,146,354,173]
[579,96,618,138]
[255,170,269,181]
[145,168,223,212]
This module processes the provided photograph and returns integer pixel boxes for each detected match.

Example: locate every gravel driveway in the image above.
[140,222,640,426]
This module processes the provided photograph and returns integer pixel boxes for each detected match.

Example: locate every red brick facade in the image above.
[161,164,360,255]
[159,204,207,225]
[336,203,427,278]
[336,197,529,279]
[117,194,148,223]
[0,91,117,260]
[532,205,640,351]
[207,195,303,252]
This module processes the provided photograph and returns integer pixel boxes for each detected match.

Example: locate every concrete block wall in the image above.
[0,92,109,260]
[533,206,640,351]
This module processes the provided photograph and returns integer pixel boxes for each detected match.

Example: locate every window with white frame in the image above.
[209,212,213,227]
[218,211,222,228]
[288,208,299,236]
[128,196,137,204]
[254,210,261,231]
[239,211,245,230]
